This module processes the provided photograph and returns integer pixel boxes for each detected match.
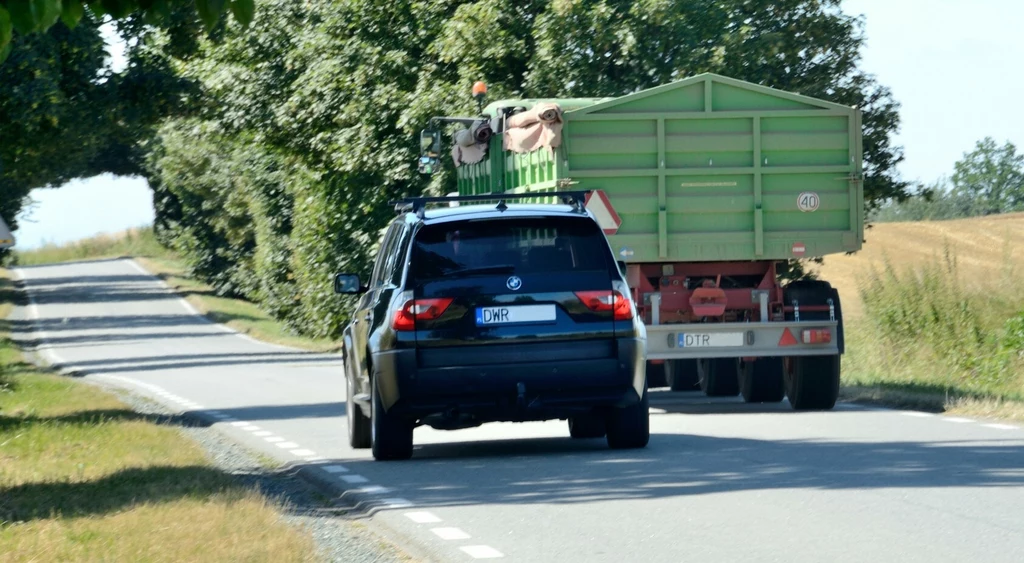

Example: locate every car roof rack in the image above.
[391,191,591,218]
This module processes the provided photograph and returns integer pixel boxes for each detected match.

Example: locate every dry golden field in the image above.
[814,212,1024,318]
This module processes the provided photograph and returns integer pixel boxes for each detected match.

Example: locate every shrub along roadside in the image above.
[841,247,1024,419]
[0,270,321,562]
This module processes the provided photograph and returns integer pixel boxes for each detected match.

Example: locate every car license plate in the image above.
[678,332,745,347]
[476,305,556,326]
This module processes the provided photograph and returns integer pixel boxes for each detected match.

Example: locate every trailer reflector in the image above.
[801,329,832,344]
[778,328,798,347]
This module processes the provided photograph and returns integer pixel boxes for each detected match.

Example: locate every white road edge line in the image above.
[431,528,471,541]
[943,417,973,423]
[322,465,348,473]
[459,546,504,559]
[405,511,442,524]
[899,411,933,418]
[984,423,1018,430]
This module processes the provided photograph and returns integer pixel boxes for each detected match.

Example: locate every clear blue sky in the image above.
[14,0,1024,248]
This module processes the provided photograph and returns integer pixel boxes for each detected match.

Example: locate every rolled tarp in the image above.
[504,102,563,154]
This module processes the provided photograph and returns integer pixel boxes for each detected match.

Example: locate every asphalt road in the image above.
[13,258,1024,562]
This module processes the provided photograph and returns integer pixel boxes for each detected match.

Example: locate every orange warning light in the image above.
[472,81,488,97]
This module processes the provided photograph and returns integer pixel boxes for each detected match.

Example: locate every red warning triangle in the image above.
[584,190,622,235]
[778,328,798,347]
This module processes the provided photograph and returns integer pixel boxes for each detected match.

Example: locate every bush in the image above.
[858,244,1024,397]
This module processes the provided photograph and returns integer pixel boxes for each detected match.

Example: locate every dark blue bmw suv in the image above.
[334,193,648,460]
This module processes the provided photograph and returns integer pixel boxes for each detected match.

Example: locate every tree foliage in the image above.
[0,0,254,62]
[874,137,1024,223]
[140,0,908,339]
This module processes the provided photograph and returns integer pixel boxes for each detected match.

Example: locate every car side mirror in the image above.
[334,273,365,295]
[616,260,628,277]
[418,128,441,174]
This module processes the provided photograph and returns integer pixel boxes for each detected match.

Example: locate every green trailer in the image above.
[417,73,861,410]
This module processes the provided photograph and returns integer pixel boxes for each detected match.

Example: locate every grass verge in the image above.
[840,245,1024,420]
[0,271,321,562]
[14,228,338,353]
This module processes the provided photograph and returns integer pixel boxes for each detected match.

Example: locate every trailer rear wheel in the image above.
[646,361,667,388]
[785,355,841,410]
[666,359,700,391]
[739,358,785,403]
[698,358,739,397]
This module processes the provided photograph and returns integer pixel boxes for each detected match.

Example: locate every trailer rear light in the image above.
[576,290,634,320]
[801,329,832,344]
[392,297,454,331]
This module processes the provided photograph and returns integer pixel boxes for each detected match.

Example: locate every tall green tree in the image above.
[0,0,254,62]
[951,137,1024,215]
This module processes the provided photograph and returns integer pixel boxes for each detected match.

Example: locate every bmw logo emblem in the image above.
[506,276,523,291]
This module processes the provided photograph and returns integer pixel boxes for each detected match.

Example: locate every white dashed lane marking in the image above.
[432,528,471,540]
[290,449,316,456]
[341,475,369,484]
[264,437,284,443]
[984,423,1018,430]
[230,421,250,427]
[252,431,273,437]
[357,485,392,494]
[405,512,442,524]
[460,545,504,559]
[276,442,300,449]
[944,417,973,423]
[322,465,348,473]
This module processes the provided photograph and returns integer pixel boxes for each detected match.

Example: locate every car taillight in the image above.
[392,297,454,331]
[575,290,634,320]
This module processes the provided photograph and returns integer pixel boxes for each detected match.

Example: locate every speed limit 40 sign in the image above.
[797,192,820,213]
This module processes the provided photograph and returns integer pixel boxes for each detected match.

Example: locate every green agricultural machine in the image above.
[417,73,861,410]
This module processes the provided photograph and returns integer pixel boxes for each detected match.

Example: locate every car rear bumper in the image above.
[372,338,645,425]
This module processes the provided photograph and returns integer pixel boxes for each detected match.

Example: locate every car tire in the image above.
[569,413,607,439]
[347,360,371,449]
[645,361,667,389]
[666,359,700,391]
[739,358,785,403]
[698,358,740,397]
[371,378,413,460]
[785,355,841,410]
[606,381,650,449]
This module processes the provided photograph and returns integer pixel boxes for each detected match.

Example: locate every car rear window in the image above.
[410,216,612,282]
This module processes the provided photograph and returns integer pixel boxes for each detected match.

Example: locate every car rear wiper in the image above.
[446,264,516,277]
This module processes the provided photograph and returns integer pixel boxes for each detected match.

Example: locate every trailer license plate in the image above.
[678,332,745,347]
[476,305,556,326]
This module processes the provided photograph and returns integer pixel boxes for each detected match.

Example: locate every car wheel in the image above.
[785,355,841,410]
[569,413,606,439]
[739,358,785,403]
[347,361,371,449]
[606,380,650,449]
[698,358,740,397]
[666,359,700,391]
[371,378,413,460]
